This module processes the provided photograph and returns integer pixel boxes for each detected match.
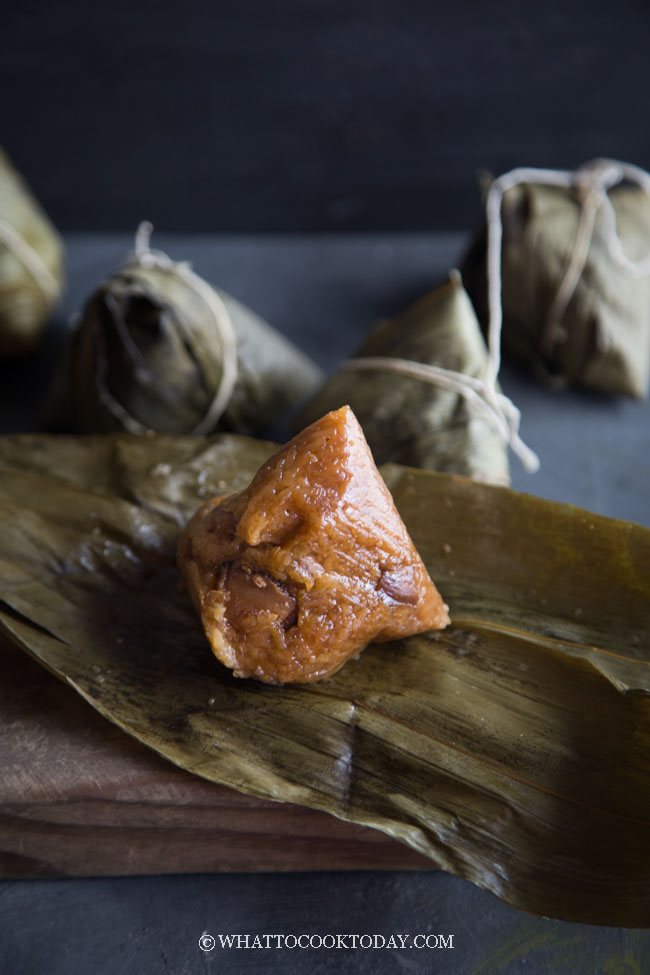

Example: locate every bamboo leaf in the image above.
[0,433,648,925]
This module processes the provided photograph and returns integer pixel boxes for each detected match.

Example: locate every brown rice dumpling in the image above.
[178,406,450,684]
[462,181,650,398]
[44,242,322,436]
[294,273,511,485]
[0,147,64,357]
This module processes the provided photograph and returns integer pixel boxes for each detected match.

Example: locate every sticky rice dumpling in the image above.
[0,147,64,357]
[178,406,450,684]
[462,181,650,398]
[44,249,322,436]
[295,274,511,485]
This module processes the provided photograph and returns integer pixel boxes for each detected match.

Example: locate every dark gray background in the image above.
[3,0,650,231]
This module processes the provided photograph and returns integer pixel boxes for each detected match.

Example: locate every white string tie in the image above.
[0,217,61,305]
[486,159,650,367]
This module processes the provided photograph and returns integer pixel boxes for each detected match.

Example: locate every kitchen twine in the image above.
[342,158,650,474]
[112,221,238,436]
[0,217,62,305]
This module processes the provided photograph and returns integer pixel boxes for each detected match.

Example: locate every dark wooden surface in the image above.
[3,0,650,232]
[0,636,432,878]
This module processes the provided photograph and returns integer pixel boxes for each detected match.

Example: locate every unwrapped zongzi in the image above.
[178,406,450,683]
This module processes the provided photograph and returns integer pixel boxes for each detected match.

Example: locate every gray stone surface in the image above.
[2,871,649,975]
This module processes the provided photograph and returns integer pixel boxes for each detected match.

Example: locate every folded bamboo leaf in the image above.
[0,148,64,357]
[462,183,650,398]
[0,433,648,926]
[295,274,511,485]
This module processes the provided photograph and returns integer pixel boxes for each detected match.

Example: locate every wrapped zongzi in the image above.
[0,147,64,357]
[295,273,511,485]
[44,227,322,436]
[462,164,650,398]
[178,406,450,683]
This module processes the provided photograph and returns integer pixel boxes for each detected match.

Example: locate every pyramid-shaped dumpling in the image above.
[179,406,450,683]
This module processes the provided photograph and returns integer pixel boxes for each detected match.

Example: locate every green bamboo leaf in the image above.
[462,182,650,398]
[295,274,511,485]
[0,433,648,925]
[44,254,322,436]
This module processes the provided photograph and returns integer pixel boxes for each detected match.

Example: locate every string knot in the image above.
[572,158,624,204]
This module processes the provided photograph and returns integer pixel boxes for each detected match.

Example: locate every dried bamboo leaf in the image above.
[295,274,511,485]
[44,259,322,436]
[462,183,650,398]
[0,433,648,926]
[0,148,64,357]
